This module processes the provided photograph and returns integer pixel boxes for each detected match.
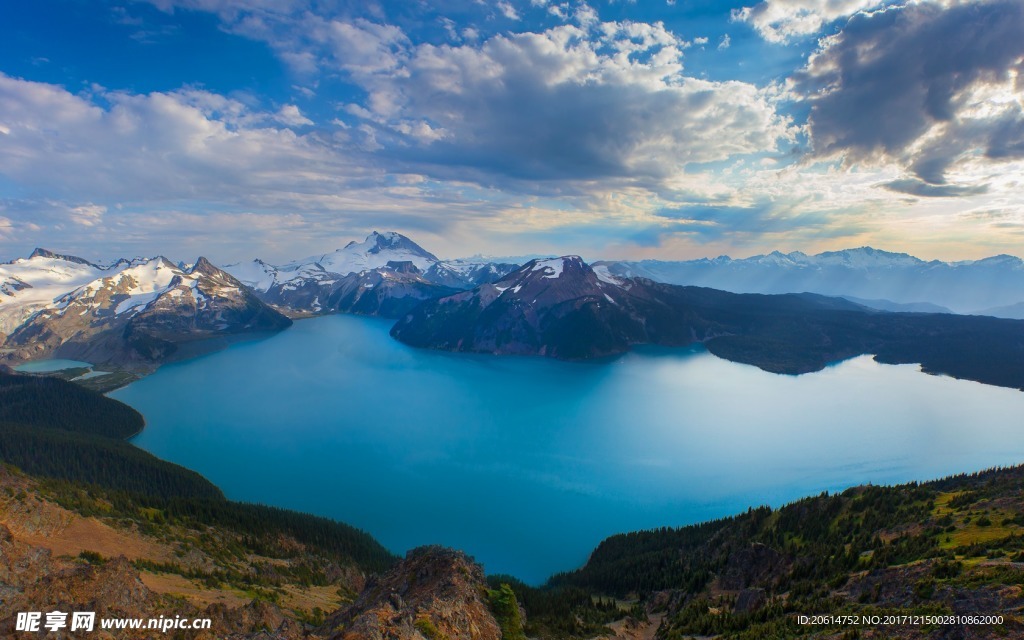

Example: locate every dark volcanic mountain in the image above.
[391,256,1024,391]
[392,256,694,359]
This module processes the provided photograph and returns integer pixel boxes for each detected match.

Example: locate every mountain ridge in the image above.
[223,231,519,317]
[392,255,1024,391]
[598,246,1024,314]
[0,253,291,371]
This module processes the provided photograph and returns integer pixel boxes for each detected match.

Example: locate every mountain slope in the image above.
[549,466,1024,639]
[0,248,110,336]
[393,256,677,359]
[1,254,291,369]
[392,256,1024,391]
[598,247,1024,313]
[225,231,518,317]
[978,301,1024,320]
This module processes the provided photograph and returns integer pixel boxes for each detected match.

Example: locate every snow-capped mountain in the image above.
[596,247,1024,314]
[421,259,522,289]
[224,231,519,316]
[0,251,290,368]
[0,249,112,336]
[391,255,692,358]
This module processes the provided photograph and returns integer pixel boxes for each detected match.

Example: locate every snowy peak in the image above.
[469,255,631,312]
[527,256,586,279]
[422,259,520,289]
[1,250,290,367]
[0,250,109,333]
[28,248,99,267]
[221,258,278,292]
[260,231,441,286]
[365,231,439,260]
[496,256,597,291]
[222,232,520,315]
[314,231,439,277]
[965,254,1024,269]
[812,247,923,268]
[597,245,1024,312]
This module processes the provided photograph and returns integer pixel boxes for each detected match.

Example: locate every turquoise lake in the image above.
[111,314,1024,584]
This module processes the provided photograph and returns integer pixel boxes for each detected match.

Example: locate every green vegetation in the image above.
[0,423,224,500]
[486,583,527,640]
[414,616,449,640]
[0,369,397,577]
[0,371,143,437]
[543,467,1024,638]
[487,575,620,639]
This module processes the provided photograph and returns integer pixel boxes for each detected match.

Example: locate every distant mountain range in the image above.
[597,247,1024,315]
[3,235,1024,390]
[392,255,1024,390]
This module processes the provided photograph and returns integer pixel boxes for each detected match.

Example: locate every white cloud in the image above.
[339,21,792,192]
[70,204,106,227]
[497,1,521,20]
[275,104,313,126]
[733,0,889,43]
[718,33,731,49]
[0,73,360,205]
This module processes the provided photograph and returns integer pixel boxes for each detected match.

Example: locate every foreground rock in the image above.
[320,546,502,640]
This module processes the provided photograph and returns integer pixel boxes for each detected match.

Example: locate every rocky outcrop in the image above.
[718,543,790,591]
[320,546,502,640]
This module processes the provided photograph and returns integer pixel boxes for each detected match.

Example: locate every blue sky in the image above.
[0,0,1022,263]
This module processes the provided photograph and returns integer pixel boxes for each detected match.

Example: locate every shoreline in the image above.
[72,315,1024,584]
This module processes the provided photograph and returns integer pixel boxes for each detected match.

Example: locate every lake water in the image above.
[111,314,1024,584]
[14,359,91,372]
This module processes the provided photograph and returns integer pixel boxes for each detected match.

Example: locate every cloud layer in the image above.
[0,0,1022,262]
[734,0,889,43]
[792,0,1024,191]
[342,21,792,190]
[0,74,352,203]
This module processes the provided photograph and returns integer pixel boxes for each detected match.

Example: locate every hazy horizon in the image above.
[7,232,1024,269]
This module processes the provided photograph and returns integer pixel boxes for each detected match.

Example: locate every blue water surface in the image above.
[111,315,1024,583]
[15,359,91,372]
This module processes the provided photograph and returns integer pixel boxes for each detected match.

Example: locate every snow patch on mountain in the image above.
[0,253,108,333]
[592,264,624,286]
[532,258,566,279]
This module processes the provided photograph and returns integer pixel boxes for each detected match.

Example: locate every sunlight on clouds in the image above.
[733,0,889,43]
[0,0,1022,262]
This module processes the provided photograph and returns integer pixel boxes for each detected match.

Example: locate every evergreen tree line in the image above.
[0,371,397,574]
[0,371,144,437]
